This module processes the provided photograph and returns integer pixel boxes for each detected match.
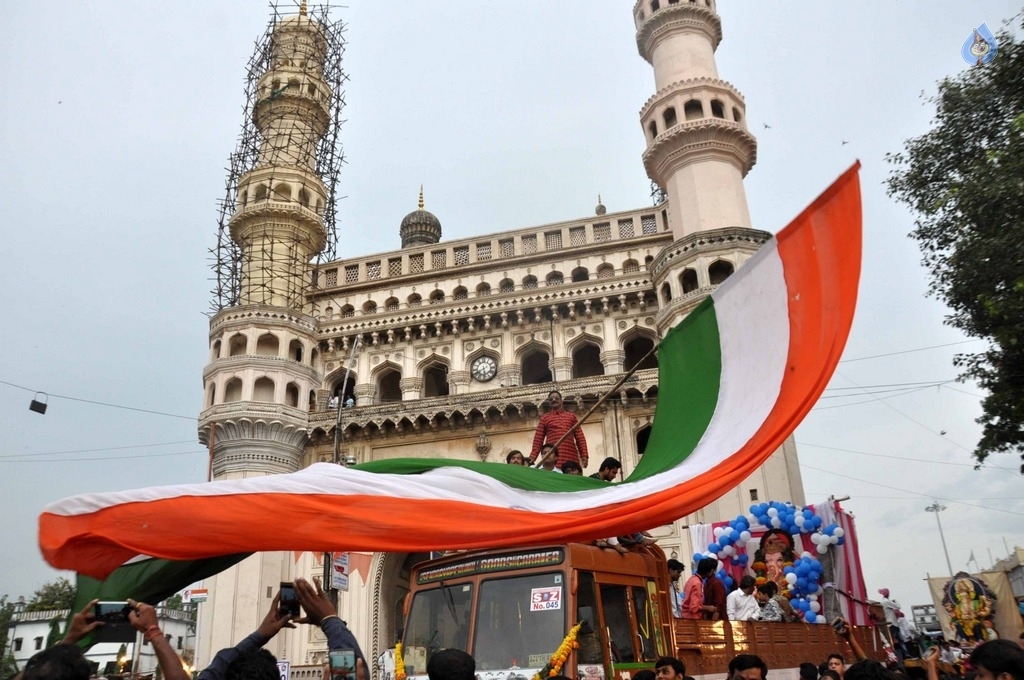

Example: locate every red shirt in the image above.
[681,574,704,619]
[529,409,589,469]
[703,575,727,621]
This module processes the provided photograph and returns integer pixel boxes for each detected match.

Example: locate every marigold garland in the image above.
[533,623,582,680]
[394,642,406,680]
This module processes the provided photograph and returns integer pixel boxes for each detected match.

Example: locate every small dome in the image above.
[400,187,442,248]
[595,194,607,216]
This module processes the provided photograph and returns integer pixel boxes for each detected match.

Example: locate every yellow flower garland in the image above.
[394,642,406,680]
[533,623,582,680]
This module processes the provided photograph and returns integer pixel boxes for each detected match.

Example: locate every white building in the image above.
[196,1,806,673]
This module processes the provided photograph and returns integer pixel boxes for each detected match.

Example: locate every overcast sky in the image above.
[1,2,1021,613]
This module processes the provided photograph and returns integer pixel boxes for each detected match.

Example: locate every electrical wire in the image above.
[0,379,194,421]
[0,450,204,464]
[796,441,1020,473]
[839,340,982,363]
[0,440,197,460]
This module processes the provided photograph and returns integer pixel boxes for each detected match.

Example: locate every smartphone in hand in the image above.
[279,582,301,617]
[329,649,356,680]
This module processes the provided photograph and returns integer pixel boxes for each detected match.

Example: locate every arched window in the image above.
[623,259,640,274]
[596,263,615,279]
[429,290,445,305]
[684,100,703,121]
[207,383,216,407]
[254,184,268,201]
[422,362,450,398]
[384,297,400,311]
[298,188,311,207]
[308,389,317,411]
[407,293,422,307]
[647,120,658,141]
[476,282,491,297]
[377,369,402,403]
[571,343,604,379]
[663,107,678,129]
[521,347,552,385]
[211,339,222,361]
[710,99,725,119]
[287,340,302,363]
[522,275,538,290]
[285,382,300,408]
[256,333,279,356]
[363,300,378,314]
[571,266,589,282]
[733,107,743,123]
[273,183,291,201]
[546,271,564,286]
[624,335,658,371]
[452,286,468,301]
[636,425,653,455]
[660,282,672,304]
[709,260,735,285]
[224,378,243,403]
[253,377,275,402]
[228,333,247,356]
[333,373,358,405]
[680,268,698,294]
[499,278,515,293]
[340,304,355,318]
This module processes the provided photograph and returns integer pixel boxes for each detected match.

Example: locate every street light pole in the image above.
[925,501,954,576]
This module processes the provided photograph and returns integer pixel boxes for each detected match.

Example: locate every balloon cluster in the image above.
[699,515,753,563]
[785,555,827,624]
[790,594,827,624]
[810,524,846,554]
[747,502,823,534]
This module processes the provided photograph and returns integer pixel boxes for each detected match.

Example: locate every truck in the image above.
[400,542,883,680]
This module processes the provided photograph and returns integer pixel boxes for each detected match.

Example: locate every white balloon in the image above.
[794,515,805,526]
[747,514,759,526]
[714,527,725,538]
[830,535,839,544]
[816,615,827,624]
[801,551,812,559]
[809,533,821,544]
[810,601,821,613]
[767,507,779,517]
[786,573,798,584]
[770,517,782,528]
[816,544,829,554]
[740,531,752,542]
[723,545,735,556]
[833,528,845,538]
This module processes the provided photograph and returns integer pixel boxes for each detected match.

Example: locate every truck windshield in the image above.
[403,582,473,677]
[473,572,566,672]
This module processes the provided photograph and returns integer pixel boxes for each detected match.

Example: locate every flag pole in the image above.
[532,342,659,468]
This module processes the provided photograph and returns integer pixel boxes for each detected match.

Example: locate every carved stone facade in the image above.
[196,1,806,674]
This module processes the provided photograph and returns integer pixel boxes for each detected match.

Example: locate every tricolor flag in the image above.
[47,163,861,608]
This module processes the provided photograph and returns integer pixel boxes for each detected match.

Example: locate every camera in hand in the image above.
[279,582,301,617]
[94,601,132,624]
[329,648,356,680]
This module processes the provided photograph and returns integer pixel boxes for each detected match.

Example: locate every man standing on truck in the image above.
[727,575,761,621]
[682,558,718,619]
[529,391,588,471]
[668,559,685,618]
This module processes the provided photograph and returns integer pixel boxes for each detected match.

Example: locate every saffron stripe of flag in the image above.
[41,163,861,584]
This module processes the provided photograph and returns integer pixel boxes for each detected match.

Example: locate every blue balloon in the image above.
[804,611,817,623]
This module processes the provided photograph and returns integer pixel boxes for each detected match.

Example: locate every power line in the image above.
[811,383,939,410]
[0,450,204,464]
[839,340,982,363]
[797,441,1019,473]
[0,379,194,421]
[0,440,197,460]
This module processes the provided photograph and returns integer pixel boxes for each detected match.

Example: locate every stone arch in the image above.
[254,184,268,201]
[464,346,500,373]
[224,377,243,402]
[384,297,400,312]
[571,266,589,282]
[733,106,743,123]
[373,362,403,404]
[518,341,552,386]
[522,275,538,290]
[228,333,247,356]
[452,286,468,301]
[329,369,358,404]
[596,263,615,279]
[207,383,216,407]
[545,271,564,286]
[255,333,279,356]
[623,259,640,274]
[684,99,703,121]
[289,339,304,362]
[429,290,445,305]
[308,389,317,411]
[621,330,658,371]
[253,376,275,402]
[660,282,672,304]
[709,259,735,285]
[363,300,378,314]
[647,120,658,141]
[298,188,311,207]
[272,182,292,201]
[285,382,300,408]
[211,339,222,361]
[568,336,604,379]
[680,267,698,294]
[498,278,515,293]
[476,282,491,297]
[710,99,726,119]
[340,304,355,318]
[663,106,678,129]
[421,357,450,398]
[636,424,653,455]
[407,293,422,307]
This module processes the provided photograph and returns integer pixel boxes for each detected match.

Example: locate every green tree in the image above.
[0,595,18,676]
[886,17,1024,472]
[25,577,76,612]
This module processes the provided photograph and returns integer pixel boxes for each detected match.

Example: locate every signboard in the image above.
[332,552,350,591]
[417,549,564,584]
[183,588,208,603]
[277,660,291,680]
[530,586,562,612]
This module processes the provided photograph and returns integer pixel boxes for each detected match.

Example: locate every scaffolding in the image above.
[209,2,347,313]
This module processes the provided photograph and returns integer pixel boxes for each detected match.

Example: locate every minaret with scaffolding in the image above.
[197,2,346,666]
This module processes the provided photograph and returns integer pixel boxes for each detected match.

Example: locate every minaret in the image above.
[634,0,757,239]
[196,6,334,665]
[635,0,770,334]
